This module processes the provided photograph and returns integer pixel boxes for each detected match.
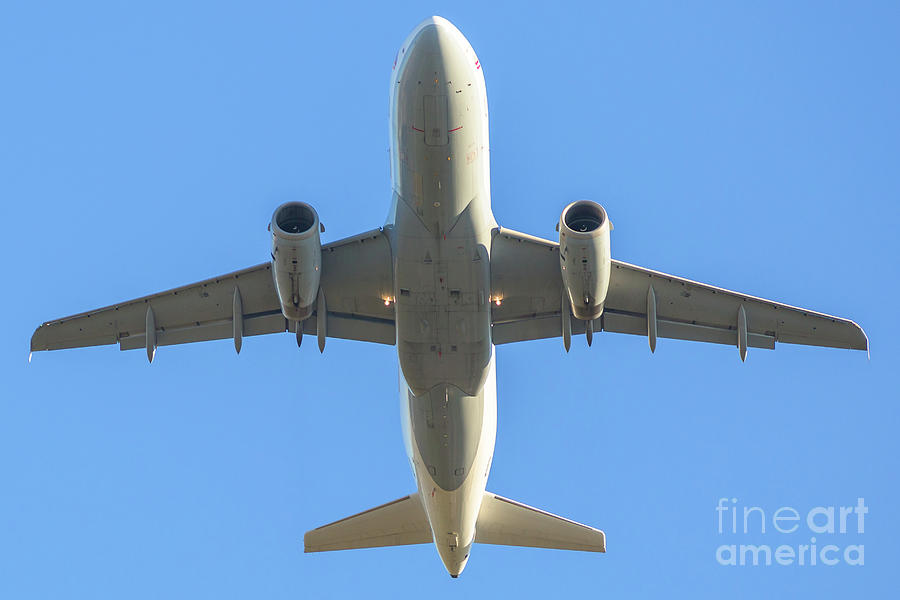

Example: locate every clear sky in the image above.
[2,1,898,598]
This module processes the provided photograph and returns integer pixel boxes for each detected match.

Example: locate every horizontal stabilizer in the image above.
[475,492,606,552]
[304,494,432,552]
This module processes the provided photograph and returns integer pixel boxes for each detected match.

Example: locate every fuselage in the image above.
[385,17,497,577]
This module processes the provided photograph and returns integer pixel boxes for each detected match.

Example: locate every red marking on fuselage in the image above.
[411,126,424,132]
[475,60,480,69]
[449,126,463,132]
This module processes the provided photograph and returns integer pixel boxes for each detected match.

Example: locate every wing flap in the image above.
[304,494,432,553]
[492,312,777,348]
[475,492,606,552]
[602,309,775,349]
[118,311,286,350]
[296,313,396,345]
[492,314,561,344]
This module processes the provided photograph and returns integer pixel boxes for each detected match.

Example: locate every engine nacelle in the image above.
[558,200,611,321]
[270,201,322,321]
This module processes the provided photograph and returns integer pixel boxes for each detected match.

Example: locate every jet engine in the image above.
[270,201,322,321]
[558,200,611,321]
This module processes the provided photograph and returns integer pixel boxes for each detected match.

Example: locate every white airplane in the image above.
[31,16,867,577]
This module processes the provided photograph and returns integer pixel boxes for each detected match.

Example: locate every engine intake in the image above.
[559,200,611,321]
[270,201,322,321]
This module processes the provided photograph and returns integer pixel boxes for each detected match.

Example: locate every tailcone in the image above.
[438,541,471,578]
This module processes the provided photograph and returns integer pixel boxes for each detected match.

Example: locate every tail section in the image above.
[303,490,605,559]
[475,492,606,552]
[304,494,433,552]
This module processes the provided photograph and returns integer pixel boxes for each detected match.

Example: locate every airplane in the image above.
[30,16,868,578]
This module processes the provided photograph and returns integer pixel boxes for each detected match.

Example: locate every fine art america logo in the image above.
[715,498,866,567]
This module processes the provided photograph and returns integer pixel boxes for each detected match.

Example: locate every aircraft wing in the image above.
[31,229,395,355]
[489,228,868,353]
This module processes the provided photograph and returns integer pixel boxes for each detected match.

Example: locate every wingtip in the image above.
[849,319,869,358]
[30,324,47,353]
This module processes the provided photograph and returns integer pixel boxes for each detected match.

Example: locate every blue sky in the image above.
[2,1,898,597]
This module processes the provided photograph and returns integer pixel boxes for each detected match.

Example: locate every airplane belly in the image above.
[388,17,495,398]
[392,202,492,396]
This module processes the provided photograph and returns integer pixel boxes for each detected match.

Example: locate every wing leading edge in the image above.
[489,228,868,353]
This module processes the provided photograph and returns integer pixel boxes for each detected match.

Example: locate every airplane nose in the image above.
[416,15,454,33]
[407,16,458,55]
